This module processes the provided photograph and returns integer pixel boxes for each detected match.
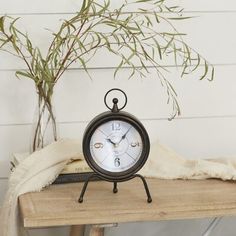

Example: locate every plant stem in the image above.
[32,85,57,152]
[54,19,87,81]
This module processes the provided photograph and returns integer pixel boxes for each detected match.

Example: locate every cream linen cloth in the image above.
[0,139,83,236]
[140,141,236,180]
[1,138,236,236]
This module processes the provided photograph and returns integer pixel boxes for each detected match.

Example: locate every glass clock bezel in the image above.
[83,111,150,182]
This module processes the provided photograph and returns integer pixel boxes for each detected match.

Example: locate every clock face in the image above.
[89,120,143,173]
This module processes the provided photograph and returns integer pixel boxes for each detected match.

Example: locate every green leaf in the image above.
[26,37,33,55]
[80,0,88,14]
[15,71,35,80]
[181,64,188,77]
[200,61,209,80]
[161,32,186,36]
[144,15,153,27]
[163,36,174,54]
[154,0,165,4]
[78,57,90,75]
[168,17,193,20]
[209,66,214,81]
[191,53,200,72]
[153,38,162,60]
[184,43,191,64]
[154,12,160,23]
[0,16,5,32]
[114,59,123,78]
[0,36,12,49]
[135,0,152,2]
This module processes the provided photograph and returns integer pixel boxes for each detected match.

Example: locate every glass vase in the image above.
[31,94,58,152]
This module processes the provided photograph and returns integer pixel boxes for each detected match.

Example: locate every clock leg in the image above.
[78,173,99,203]
[113,182,118,193]
[134,174,152,203]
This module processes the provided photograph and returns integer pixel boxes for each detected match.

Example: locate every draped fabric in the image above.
[0,139,82,236]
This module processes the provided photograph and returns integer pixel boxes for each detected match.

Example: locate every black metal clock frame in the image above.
[78,88,152,203]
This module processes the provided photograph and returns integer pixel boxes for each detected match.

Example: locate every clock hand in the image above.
[118,126,133,144]
[107,126,133,147]
[106,138,117,146]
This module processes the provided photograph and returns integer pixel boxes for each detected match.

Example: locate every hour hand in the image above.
[106,138,116,146]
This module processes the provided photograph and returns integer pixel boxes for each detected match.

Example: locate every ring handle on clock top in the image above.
[104,88,128,112]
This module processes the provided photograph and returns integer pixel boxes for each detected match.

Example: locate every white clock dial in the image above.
[90,120,143,172]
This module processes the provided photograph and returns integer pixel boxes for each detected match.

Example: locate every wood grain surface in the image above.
[19,179,236,228]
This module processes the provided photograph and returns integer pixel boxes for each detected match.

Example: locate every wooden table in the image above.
[19,179,236,236]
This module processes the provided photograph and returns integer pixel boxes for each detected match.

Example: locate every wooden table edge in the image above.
[19,179,236,228]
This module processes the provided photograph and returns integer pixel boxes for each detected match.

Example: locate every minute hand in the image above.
[118,126,133,144]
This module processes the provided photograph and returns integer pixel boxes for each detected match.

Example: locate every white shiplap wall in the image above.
[1,1,236,235]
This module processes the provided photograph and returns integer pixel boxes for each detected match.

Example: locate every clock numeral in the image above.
[112,122,121,131]
[114,157,120,167]
[94,142,104,149]
[131,142,140,147]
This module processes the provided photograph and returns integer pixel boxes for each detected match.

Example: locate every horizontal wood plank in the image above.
[19,179,236,228]
[180,0,236,12]
[0,66,235,125]
[1,116,236,178]
[59,117,236,160]
[0,13,235,70]
[1,0,236,14]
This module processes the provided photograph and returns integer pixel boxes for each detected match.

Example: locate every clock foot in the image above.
[113,182,118,193]
[133,174,152,203]
[147,197,152,203]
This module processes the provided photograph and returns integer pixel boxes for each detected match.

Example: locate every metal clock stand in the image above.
[79,88,152,204]
[78,173,152,203]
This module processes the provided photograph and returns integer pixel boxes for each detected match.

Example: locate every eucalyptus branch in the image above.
[54,19,88,81]
[1,30,34,75]
[0,0,214,123]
